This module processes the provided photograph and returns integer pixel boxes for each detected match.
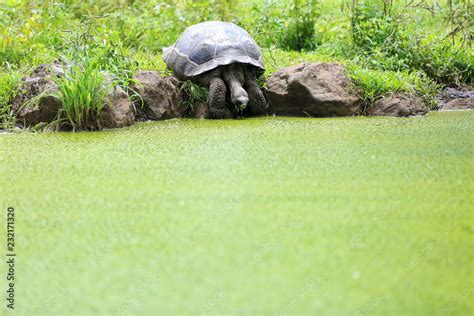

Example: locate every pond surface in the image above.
[1,111,473,314]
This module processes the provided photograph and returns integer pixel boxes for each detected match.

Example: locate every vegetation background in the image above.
[0,2,473,314]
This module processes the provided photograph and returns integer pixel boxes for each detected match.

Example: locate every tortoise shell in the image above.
[163,21,265,80]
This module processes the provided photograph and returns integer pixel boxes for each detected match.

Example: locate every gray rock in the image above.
[369,93,428,117]
[266,62,361,117]
[192,101,209,119]
[130,71,185,120]
[12,64,64,126]
[441,87,474,100]
[442,97,474,110]
[102,85,135,128]
[437,86,474,110]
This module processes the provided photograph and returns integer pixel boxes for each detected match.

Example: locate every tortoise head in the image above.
[223,64,249,110]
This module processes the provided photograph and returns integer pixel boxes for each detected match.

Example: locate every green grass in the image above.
[55,59,109,131]
[0,70,21,129]
[346,65,442,110]
[180,80,209,113]
[1,111,473,315]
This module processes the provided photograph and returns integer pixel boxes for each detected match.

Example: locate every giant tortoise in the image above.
[163,21,266,118]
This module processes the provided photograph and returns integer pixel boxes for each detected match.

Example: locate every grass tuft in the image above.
[347,64,442,111]
[54,58,110,131]
[0,69,21,129]
[180,80,209,114]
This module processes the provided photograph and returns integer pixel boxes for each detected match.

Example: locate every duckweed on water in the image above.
[0,112,473,314]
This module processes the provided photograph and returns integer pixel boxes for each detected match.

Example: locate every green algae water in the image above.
[1,111,473,314]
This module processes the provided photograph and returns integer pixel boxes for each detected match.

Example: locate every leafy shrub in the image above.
[353,33,473,85]
[410,71,444,110]
[349,1,473,85]
[351,1,397,51]
[242,1,286,48]
[280,0,321,51]
[54,21,140,99]
[405,35,473,86]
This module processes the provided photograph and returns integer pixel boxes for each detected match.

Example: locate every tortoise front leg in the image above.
[208,77,232,119]
[244,69,267,116]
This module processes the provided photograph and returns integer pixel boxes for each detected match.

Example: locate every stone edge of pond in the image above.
[7,62,474,132]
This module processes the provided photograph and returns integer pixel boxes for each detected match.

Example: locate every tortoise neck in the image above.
[227,74,242,93]
[223,66,249,107]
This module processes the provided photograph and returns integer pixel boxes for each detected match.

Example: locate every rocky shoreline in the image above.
[10,62,474,131]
